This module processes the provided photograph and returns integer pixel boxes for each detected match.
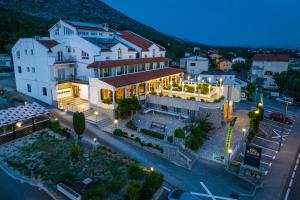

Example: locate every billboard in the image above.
[244,145,262,169]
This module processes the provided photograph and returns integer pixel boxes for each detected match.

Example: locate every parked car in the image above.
[168,189,200,200]
[269,112,293,125]
[276,96,294,105]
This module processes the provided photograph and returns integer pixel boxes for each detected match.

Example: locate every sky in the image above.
[103,0,300,49]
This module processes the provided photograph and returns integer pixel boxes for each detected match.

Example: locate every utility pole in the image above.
[278,102,288,152]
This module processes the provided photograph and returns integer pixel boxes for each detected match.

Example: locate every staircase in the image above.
[83,109,94,118]
[97,118,113,128]
[178,145,198,168]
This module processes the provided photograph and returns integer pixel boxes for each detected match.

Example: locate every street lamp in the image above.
[94,111,99,122]
[93,137,97,143]
[150,167,154,172]
[113,119,119,128]
[255,109,260,115]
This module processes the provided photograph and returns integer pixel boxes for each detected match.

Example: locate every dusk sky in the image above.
[103,0,300,48]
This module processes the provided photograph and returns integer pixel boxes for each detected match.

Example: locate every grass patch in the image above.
[140,128,164,140]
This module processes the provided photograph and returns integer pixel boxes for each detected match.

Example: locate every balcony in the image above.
[54,75,88,84]
[54,56,77,65]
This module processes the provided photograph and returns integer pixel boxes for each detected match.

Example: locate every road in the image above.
[53,108,255,199]
[0,167,53,200]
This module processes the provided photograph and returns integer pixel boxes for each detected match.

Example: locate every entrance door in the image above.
[72,86,80,98]
[57,51,63,62]
[57,68,65,80]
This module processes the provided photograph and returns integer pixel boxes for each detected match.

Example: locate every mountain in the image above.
[0,0,203,59]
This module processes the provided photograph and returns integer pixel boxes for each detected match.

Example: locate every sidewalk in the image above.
[253,114,300,200]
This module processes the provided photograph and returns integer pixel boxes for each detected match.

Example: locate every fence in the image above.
[0,119,49,144]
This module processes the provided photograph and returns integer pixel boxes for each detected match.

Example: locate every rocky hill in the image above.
[0,0,203,59]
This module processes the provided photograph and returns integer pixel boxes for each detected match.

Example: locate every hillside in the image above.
[0,0,203,59]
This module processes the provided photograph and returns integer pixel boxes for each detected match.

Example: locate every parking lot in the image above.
[240,104,299,176]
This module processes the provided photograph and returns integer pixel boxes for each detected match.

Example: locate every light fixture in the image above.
[242,128,246,133]
[113,119,119,124]
[93,137,97,143]
[228,149,232,154]
[94,111,99,115]
[150,167,154,172]
[16,122,22,128]
[255,110,259,115]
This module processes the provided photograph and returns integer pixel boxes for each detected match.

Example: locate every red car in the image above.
[269,112,293,124]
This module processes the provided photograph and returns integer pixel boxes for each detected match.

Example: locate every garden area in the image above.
[0,89,28,109]
[0,131,163,200]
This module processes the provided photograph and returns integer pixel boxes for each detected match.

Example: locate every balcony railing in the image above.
[54,56,77,65]
[54,75,88,83]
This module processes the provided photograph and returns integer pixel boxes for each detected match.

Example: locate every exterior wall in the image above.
[232,57,246,63]
[218,61,232,71]
[12,38,56,105]
[89,78,115,109]
[251,60,288,89]
[96,43,137,61]
[186,59,209,75]
[141,45,165,58]
[72,83,89,100]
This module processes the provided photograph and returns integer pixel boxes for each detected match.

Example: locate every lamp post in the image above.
[94,111,99,122]
[113,119,119,129]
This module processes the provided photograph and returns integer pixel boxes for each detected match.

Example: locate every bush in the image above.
[125,182,141,200]
[139,171,164,200]
[84,185,108,200]
[140,129,164,140]
[174,128,185,138]
[113,129,128,137]
[128,164,144,180]
[167,136,173,143]
[47,120,68,136]
[188,97,196,100]
[73,112,85,138]
[109,179,124,194]
[70,145,81,160]
[134,137,142,144]
[126,120,138,131]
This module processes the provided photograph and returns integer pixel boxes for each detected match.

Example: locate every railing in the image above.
[55,56,77,64]
[54,75,88,83]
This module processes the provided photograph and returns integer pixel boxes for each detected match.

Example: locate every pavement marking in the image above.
[163,186,171,192]
[191,192,236,200]
[292,172,295,178]
[261,153,274,158]
[261,161,271,166]
[255,136,279,144]
[264,121,291,131]
[289,179,294,188]
[297,158,299,165]
[200,182,216,200]
[263,170,268,175]
[284,188,291,200]
[251,143,278,153]
[294,165,298,171]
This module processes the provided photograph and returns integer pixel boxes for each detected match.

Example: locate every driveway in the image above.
[53,108,255,198]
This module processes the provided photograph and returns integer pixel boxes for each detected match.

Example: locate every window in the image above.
[117,48,122,59]
[63,26,74,35]
[25,49,28,55]
[55,28,59,35]
[18,66,22,73]
[106,56,110,60]
[27,84,31,93]
[30,49,34,55]
[91,32,98,36]
[144,54,148,58]
[17,51,20,59]
[32,67,35,73]
[190,62,196,66]
[152,49,155,57]
[81,51,89,60]
[42,87,47,96]
[264,71,273,76]
[26,67,30,72]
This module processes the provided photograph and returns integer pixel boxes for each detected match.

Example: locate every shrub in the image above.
[84,185,108,200]
[70,145,81,160]
[185,86,194,93]
[73,112,85,138]
[134,137,142,144]
[188,97,196,100]
[126,120,137,131]
[109,179,124,194]
[113,129,128,137]
[167,136,173,143]
[128,164,144,180]
[125,182,141,200]
[47,120,68,136]
[140,129,164,140]
[174,128,185,138]
[139,171,164,200]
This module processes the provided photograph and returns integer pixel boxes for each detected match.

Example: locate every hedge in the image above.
[113,129,128,137]
[174,128,185,138]
[126,120,138,131]
[140,128,164,140]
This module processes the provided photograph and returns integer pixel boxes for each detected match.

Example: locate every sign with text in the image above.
[244,145,262,169]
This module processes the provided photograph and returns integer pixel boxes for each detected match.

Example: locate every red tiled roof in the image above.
[37,40,59,49]
[119,31,165,52]
[101,67,184,88]
[252,54,289,62]
[87,57,171,68]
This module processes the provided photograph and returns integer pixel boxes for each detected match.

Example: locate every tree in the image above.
[246,83,256,102]
[73,112,85,139]
[116,97,141,119]
[70,145,81,160]
[273,72,288,94]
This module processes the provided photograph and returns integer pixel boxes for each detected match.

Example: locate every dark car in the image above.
[269,112,293,125]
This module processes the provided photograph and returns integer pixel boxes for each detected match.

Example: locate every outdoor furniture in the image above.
[150,121,166,132]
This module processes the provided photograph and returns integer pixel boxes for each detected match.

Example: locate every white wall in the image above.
[186,59,209,75]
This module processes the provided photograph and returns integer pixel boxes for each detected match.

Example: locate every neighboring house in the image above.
[198,71,242,102]
[209,53,222,61]
[250,54,289,89]
[232,57,246,64]
[218,59,232,72]
[179,56,209,76]
[0,54,12,68]
[289,58,300,71]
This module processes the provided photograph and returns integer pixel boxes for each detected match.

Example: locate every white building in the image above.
[0,54,12,68]
[232,57,246,64]
[250,54,289,89]
[180,56,209,76]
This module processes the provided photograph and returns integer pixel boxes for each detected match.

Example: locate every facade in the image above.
[180,56,209,76]
[218,59,232,72]
[232,57,246,64]
[250,54,289,89]
[0,54,12,68]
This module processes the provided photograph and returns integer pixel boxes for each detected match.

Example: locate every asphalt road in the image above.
[0,168,53,200]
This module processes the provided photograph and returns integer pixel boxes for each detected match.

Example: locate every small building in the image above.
[250,54,289,89]
[289,58,300,71]
[0,54,12,68]
[209,53,222,61]
[218,59,232,72]
[180,56,209,76]
[232,57,246,64]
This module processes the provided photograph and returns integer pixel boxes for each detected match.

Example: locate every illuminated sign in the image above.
[244,145,262,169]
